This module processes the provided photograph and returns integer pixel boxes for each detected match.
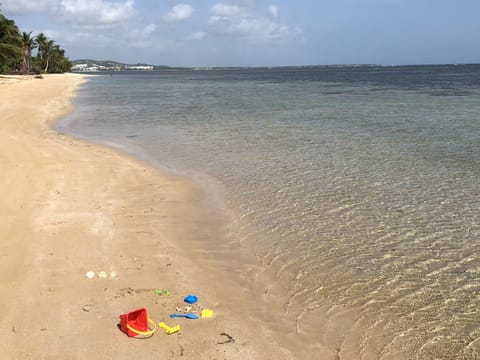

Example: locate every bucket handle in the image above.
[126,317,157,336]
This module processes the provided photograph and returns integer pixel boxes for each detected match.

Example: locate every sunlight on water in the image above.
[60,66,480,359]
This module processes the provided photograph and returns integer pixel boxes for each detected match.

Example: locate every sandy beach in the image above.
[0,74,291,359]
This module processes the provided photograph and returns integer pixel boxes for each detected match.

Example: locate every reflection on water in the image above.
[60,66,480,359]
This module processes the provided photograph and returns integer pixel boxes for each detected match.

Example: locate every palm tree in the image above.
[42,39,55,72]
[0,14,21,72]
[20,31,37,73]
[35,32,54,73]
[48,44,72,73]
[35,32,47,69]
[1,13,71,74]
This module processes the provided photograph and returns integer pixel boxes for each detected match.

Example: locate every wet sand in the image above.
[0,74,293,359]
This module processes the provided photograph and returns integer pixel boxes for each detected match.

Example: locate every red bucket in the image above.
[119,308,156,337]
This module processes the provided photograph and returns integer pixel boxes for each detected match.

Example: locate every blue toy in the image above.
[184,295,198,304]
[170,313,199,319]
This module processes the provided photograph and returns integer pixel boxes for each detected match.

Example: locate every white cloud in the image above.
[210,4,247,17]
[163,4,194,22]
[56,0,136,27]
[190,31,206,40]
[235,0,261,7]
[3,0,136,28]
[2,0,55,13]
[142,23,157,35]
[208,2,300,41]
[268,4,278,18]
[51,28,115,48]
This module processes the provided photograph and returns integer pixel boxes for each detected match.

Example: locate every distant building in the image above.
[71,62,154,72]
[125,65,154,70]
[71,63,104,72]
[71,64,89,71]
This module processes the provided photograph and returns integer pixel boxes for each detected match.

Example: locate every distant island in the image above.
[71,59,265,71]
[71,59,279,71]
[71,60,480,72]
[71,59,172,71]
[71,60,387,72]
[71,59,266,72]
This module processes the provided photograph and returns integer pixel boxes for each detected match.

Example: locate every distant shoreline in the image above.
[70,62,480,73]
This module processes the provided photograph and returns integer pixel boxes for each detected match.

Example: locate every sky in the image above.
[2,0,479,67]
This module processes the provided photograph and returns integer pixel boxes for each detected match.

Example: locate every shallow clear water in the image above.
[60,65,480,359]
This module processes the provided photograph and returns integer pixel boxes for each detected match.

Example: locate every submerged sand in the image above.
[0,74,292,359]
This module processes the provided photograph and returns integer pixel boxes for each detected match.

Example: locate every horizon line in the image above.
[71,60,480,69]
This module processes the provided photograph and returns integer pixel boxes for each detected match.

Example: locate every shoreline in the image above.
[0,74,291,359]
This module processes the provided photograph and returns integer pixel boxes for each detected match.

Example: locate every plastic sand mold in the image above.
[159,322,180,334]
[119,308,156,337]
[184,295,198,304]
[201,309,214,318]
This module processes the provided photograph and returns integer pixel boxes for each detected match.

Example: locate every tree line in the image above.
[0,9,72,74]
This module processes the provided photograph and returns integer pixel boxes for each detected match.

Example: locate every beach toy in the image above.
[170,313,199,319]
[158,322,180,334]
[201,309,214,318]
[155,289,171,296]
[184,295,198,304]
[119,308,156,337]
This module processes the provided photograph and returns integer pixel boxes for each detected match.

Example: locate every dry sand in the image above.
[0,74,290,359]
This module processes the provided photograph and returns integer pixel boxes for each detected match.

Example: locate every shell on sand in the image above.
[85,271,95,279]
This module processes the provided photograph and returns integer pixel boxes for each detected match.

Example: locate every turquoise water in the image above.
[60,65,480,359]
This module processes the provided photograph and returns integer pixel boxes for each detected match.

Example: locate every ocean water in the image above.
[59,65,480,359]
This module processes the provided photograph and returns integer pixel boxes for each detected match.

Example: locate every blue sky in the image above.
[2,0,479,66]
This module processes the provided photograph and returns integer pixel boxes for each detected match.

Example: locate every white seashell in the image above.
[109,271,117,278]
[98,271,107,278]
[85,271,95,279]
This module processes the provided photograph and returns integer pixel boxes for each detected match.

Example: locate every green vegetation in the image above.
[0,9,71,74]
